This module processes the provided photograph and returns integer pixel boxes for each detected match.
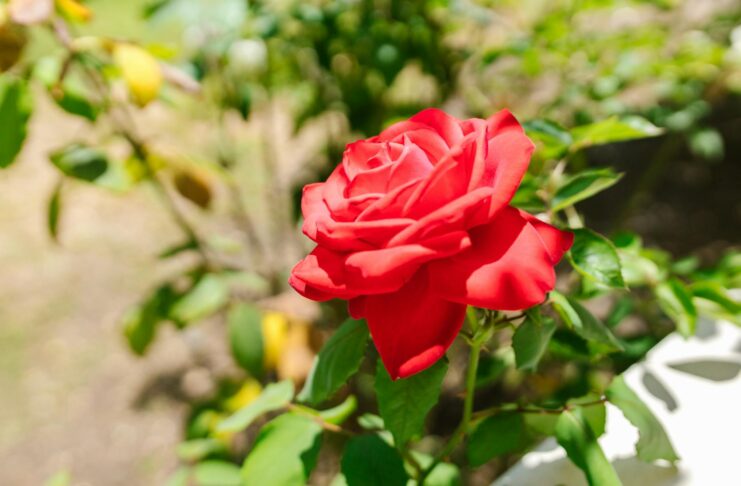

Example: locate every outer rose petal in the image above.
[364,271,467,379]
[289,246,355,300]
[428,206,572,310]
[520,211,574,264]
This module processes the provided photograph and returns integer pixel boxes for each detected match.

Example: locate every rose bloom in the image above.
[290,109,573,379]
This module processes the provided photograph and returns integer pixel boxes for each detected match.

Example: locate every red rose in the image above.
[290,109,573,379]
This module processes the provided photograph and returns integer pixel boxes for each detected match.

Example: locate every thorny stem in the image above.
[50,18,212,268]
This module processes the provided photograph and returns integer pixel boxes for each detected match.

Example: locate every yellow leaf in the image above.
[0,14,26,72]
[55,0,92,23]
[261,312,289,370]
[174,170,212,209]
[113,43,162,107]
[224,379,263,413]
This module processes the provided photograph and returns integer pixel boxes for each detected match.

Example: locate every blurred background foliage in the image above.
[0,0,740,485]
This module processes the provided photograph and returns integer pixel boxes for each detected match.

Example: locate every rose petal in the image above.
[344,231,472,293]
[364,271,467,379]
[289,246,355,300]
[411,108,464,147]
[520,211,574,264]
[428,206,563,310]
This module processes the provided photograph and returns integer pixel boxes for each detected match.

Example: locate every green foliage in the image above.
[551,169,622,212]
[512,310,556,372]
[606,376,679,463]
[655,279,697,337]
[570,118,660,152]
[47,181,63,241]
[467,413,529,466]
[555,409,622,486]
[241,414,323,486]
[298,318,369,406]
[375,358,447,447]
[193,461,242,486]
[550,291,623,352]
[123,283,178,355]
[568,229,625,289]
[217,380,294,433]
[227,303,264,377]
[169,274,229,324]
[341,434,409,486]
[0,76,32,168]
[50,143,109,182]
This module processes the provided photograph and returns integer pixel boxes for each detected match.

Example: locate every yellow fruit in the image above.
[55,0,92,23]
[224,379,263,413]
[112,43,162,107]
[261,312,289,370]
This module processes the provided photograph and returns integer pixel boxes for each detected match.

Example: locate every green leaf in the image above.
[606,376,679,463]
[523,119,573,159]
[217,380,294,433]
[176,438,226,462]
[550,291,623,351]
[467,412,529,466]
[408,452,462,486]
[194,461,241,486]
[170,274,229,323]
[227,303,264,377]
[569,395,606,438]
[691,282,741,325]
[551,169,622,212]
[0,76,33,168]
[375,358,447,447]
[164,467,190,486]
[513,312,556,372]
[568,229,625,288]
[655,279,697,337]
[50,143,109,182]
[242,414,323,486]
[44,470,71,486]
[319,395,357,425]
[122,283,177,355]
[555,409,622,486]
[341,435,409,486]
[298,318,369,405]
[48,181,63,241]
[571,116,660,151]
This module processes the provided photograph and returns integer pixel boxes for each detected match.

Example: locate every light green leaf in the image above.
[176,438,225,462]
[298,318,369,405]
[170,274,229,323]
[318,395,357,425]
[0,76,33,168]
[227,303,264,377]
[606,376,679,463]
[341,435,408,486]
[217,380,293,433]
[523,119,573,159]
[242,414,323,486]
[375,358,447,447]
[691,282,741,325]
[467,412,529,466]
[555,409,622,486]
[513,312,556,372]
[655,279,697,337]
[44,470,71,486]
[550,291,624,351]
[194,461,241,486]
[568,229,625,288]
[571,116,660,151]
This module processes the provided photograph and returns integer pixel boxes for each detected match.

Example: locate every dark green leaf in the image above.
[375,358,447,447]
[555,409,622,486]
[242,414,323,486]
[606,376,679,463]
[48,181,63,241]
[170,274,229,323]
[50,143,108,182]
[341,435,408,486]
[467,412,529,466]
[217,380,293,433]
[569,229,625,288]
[227,303,264,377]
[655,279,697,337]
[122,284,178,355]
[513,312,556,372]
[298,318,369,405]
[158,239,198,259]
[193,461,241,486]
[523,119,573,159]
[552,169,622,212]
[0,76,32,168]
[571,117,660,151]
[550,291,624,351]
